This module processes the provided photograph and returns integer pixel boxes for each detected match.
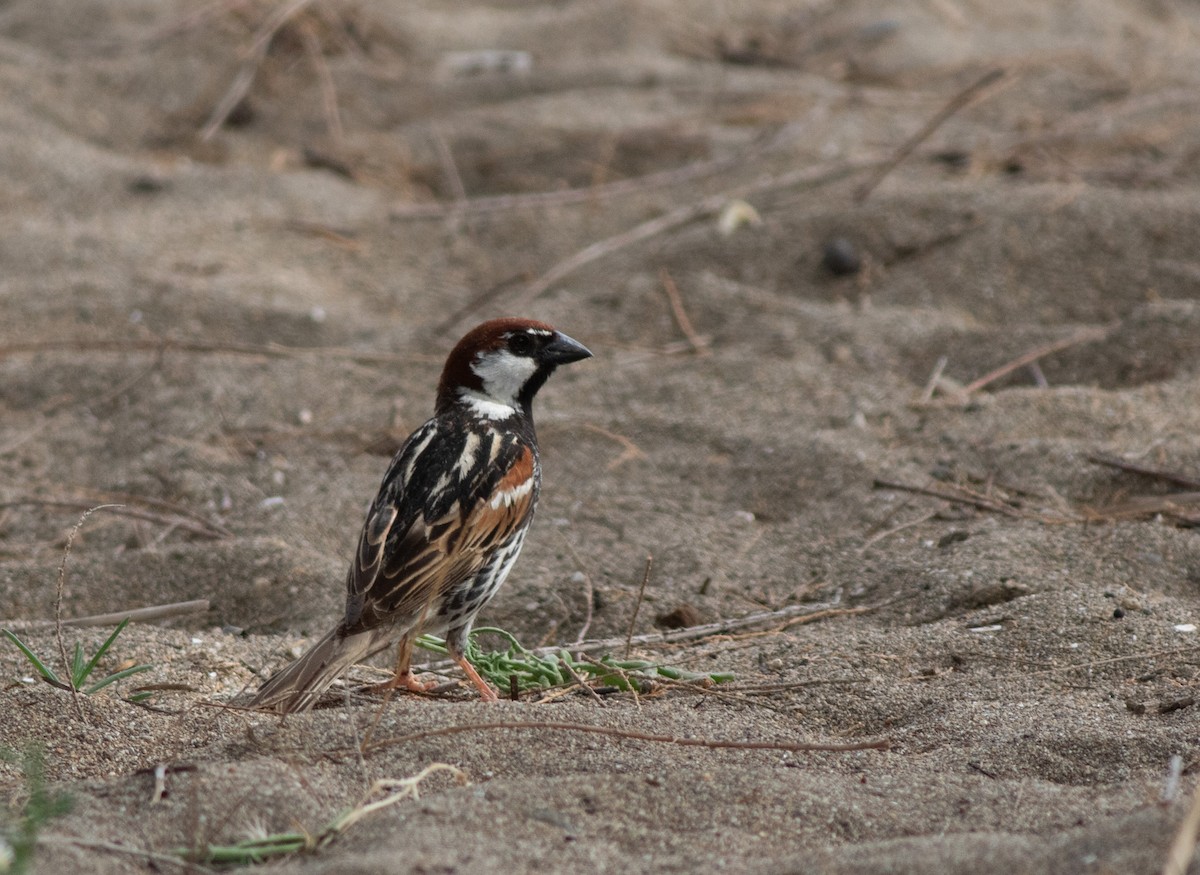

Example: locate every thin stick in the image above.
[855,67,1008,202]
[558,535,595,646]
[919,355,949,404]
[0,499,231,541]
[577,423,646,470]
[580,653,641,707]
[658,270,711,356]
[1087,453,1200,491]
[37,835,205,872]
[517,192,730,306]
[0,337,437,367]
[4,600,211,630]
[201,0,319,141]
[431,125,468,206]
[299,18,344,145]
[511,155,882,308]
[778,605,874,631]
[872,478,1027,518]
[624,556,653,659]
[962,326,1109,395]
[558,657,605,707]
[1024,646,1200,677]
[389,145,769,221]
[860,509,940,551]
[358,720,890,757]
[1163,778,1200,875]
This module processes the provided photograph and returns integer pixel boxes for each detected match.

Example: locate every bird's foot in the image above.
[367,670,439,695]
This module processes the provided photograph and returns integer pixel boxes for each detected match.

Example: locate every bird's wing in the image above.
[342,416,538,633]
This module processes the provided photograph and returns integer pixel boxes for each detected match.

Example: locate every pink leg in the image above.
[368,637,438,694]
[452,654,499,702]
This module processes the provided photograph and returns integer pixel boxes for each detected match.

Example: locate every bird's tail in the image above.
[248,627,391,713]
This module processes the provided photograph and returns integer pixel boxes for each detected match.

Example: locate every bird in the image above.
[249,317,592,712]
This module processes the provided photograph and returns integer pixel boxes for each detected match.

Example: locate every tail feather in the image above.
[248,627,392,713]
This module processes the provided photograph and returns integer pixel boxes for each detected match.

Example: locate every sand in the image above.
[3,1,1200,872]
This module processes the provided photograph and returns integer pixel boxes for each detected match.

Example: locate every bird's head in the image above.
[436,318,592,420]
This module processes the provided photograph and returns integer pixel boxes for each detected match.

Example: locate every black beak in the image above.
[543,331,592,366]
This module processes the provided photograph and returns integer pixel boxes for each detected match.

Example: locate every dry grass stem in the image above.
[201,0,320,141]
[855,67,1009,202]
[624,555,653,659]
[0,337,437,367]
[578,423,647,470]
[513,155,883,308]
[389,145,768,220]
[0,498,232,541]
[962,326,1110,395]
[1087,452,1200,490]
[1163,777,1200,875]
[358,720,890,758]
[4,599,210,630]
[54,505,122,719]
[659,269,711,356]
[298,18,343,145]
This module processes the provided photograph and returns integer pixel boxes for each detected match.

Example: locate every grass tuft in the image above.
[0,745,73,874]
[3,618,154,696]
[175,763,466,866]
[416,627,735,694]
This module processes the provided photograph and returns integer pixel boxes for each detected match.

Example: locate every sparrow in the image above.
[249,318,592,712]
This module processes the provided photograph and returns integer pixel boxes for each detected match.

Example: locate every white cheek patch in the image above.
[470,349,539,405]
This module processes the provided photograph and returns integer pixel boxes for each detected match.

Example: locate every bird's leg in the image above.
[452,653,499,702]
[367,636,438,694]
[446,632,498,702]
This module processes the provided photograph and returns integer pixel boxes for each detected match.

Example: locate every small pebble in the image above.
[127,174,168,194]
[822,237,862,276]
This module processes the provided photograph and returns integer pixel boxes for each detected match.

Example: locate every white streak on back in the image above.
[488,476,534,509]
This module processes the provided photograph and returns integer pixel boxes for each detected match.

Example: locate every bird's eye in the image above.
[508,333,534,356]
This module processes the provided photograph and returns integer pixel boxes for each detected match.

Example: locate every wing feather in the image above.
[341,416,538,635]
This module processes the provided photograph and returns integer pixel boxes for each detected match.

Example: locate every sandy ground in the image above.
[3,1,1200,872]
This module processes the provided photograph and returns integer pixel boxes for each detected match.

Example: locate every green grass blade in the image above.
[2,628,62,686]
[77,617,131,685]
[71,641,85,687]
[83,663,154,695]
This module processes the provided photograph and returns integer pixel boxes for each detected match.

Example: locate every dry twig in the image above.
[0,498,232,541]
[961,326,1110,396]
[298,18,343,145]
[358,720,889,758]
[577,423,647,470]
[873,478,1039,520]
[511,154,882,309]
[625,556,653,659]
[201,0,319,141]
[0,337,436,368]
[855,67,1009,202]
[659,269,711,356]
[1087,453,1200,491]
[389,145,771,221]
[4,599,211,631]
